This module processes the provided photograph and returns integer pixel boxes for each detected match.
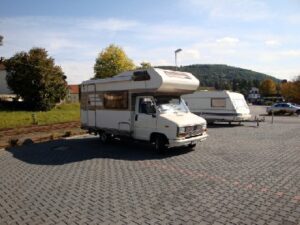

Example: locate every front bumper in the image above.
[168,133,208,148]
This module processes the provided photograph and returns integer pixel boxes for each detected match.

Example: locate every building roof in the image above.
[68,84,79,94]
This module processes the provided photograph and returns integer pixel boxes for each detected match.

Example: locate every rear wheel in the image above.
[99,132,111,144]
[296,110,300,115]
[154,135,167,153]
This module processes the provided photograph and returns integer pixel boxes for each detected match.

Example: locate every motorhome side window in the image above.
[132,71,150,81]
[103,91,128,109]
[139,98,156,114]
[211,98,226,108]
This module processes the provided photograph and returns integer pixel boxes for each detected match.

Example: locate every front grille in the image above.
[184,125,203,138]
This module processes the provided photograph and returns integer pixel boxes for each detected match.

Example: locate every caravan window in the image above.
[104,91,128,109]
[211,98,226,108]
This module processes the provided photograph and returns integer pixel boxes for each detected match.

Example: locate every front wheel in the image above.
[154,135,167,153]
[188,143,196,149]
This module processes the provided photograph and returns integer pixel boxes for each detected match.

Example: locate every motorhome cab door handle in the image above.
[135,114,138,121]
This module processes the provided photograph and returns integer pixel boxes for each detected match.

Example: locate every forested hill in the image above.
[158,64,280,90]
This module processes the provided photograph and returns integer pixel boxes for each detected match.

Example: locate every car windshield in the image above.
[155,96,189,114]
[291,103,300,107]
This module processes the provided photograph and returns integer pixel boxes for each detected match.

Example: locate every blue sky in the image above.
[1,0,300,84]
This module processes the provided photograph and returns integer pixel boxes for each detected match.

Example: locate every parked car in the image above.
[266,102,300,115]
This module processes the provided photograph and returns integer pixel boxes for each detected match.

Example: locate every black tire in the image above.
[188,143,196,149]
[154,135,167,153]
[99,132,111,144]
[296,110,300,115]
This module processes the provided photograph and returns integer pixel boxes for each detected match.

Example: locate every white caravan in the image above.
[183,90,251,123]
[80,68,208,151]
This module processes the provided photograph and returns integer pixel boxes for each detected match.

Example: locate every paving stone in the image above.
[0,106,299,224]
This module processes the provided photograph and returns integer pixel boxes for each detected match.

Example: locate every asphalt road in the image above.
[0,106,299,225]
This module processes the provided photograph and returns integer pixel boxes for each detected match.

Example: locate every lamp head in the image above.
[175,48,182,53]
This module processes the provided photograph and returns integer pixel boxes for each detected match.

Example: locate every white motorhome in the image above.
[80,68,208,151]
[183,90,251,123]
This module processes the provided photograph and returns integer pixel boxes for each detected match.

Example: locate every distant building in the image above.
[66,84,79,103]
[248,87,260,103]
[0,63,16,101]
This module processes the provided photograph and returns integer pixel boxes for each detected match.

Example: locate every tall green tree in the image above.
[259,79,277,96]
[94,44,135,78]
[5,48,67,111]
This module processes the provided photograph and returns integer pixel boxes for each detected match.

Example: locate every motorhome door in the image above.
[133,96,157,140]
[87,84,96,128]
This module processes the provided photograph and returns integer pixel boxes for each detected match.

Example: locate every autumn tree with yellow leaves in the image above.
[259,79,277,96]
[94,44,135,78]
[281,76,300,104]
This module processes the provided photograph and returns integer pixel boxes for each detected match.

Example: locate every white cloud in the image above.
[181,49,201,60]
[287,14,300,24]
[259,49,300,62]
[183,0,272,21]
[282,50,300,57]
[80,18,139,31]
[216,37,240,46]
[249,65,300,81]
[59,61,94,84]
[136,24,207,43]
[265,39,280,47]
[1,15,299,83]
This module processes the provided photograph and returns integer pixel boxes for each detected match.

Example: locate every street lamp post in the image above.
[174,48,182,68]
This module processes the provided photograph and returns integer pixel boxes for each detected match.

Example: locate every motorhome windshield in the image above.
[155,96,189,114]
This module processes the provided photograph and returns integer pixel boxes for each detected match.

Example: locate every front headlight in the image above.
[178,127,185,134]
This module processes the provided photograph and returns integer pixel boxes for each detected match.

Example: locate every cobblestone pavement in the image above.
[0,106,299,225]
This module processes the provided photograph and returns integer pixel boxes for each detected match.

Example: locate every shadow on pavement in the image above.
[208,123,242,129]
[6,136,193,165]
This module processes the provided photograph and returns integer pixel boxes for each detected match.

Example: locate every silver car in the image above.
[266,102,300,115]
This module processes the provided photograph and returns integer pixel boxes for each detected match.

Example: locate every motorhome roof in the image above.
[81,68,199,94]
